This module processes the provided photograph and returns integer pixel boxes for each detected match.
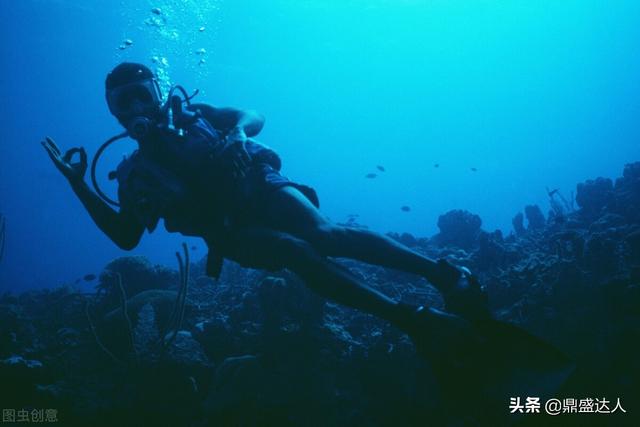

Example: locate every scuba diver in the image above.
[42,63,573,414]
[42,62,485,336]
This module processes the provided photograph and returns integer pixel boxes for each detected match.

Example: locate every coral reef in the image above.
[524,204,546,230]
[512,212,525,236]
[1,162,639,426]
[434,209,482,249]
[576,177,614,217]
[95,256,177,311]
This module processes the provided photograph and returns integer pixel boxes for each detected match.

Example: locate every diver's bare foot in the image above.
[432,260,491,322]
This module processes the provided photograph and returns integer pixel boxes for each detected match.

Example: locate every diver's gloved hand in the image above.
[432,259,490,322]
[221,126,252,180]
[41,136,87,185]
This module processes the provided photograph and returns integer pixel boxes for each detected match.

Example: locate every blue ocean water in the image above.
[1,0,639,292]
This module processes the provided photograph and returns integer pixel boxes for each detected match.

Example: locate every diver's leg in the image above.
[260,187,491,319]
[228,227,419,330]
[261,187,452,292]
[260,187,491,321]
[229,227,480,366]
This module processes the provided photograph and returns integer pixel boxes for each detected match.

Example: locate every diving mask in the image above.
[106,78,163,118]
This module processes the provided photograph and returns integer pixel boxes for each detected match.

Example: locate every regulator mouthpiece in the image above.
[128,117,152,140]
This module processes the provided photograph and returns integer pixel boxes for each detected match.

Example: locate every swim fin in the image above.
[471,318,575,401]
[410,309,575,418]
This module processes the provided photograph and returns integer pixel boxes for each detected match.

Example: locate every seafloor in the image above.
[1,162,639,427]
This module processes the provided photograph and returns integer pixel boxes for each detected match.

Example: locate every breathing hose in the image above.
[90,85,199,207]
[90,132,128,207]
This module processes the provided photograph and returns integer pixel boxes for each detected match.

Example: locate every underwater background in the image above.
[1,0,639,291]
[1,2,640,426]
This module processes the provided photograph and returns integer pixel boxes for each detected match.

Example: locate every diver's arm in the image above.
[233,109,265,137]
[191,103,265,137]
[41,137,144,250]
[69,180,144,250]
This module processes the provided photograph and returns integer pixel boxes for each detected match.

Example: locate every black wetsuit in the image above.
[115,107,318,277]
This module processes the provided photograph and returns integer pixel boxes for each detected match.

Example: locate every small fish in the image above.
[124,39,133,46]
[470,167,477,172]
[376,165,385,172]
[365,173,377,179]
[191,246,197,251]
[198,58,206,65]
[83,274,96,282]
[400,206,411,212]
[151,7,162,15]
[199,26,206,32]
[434,163,440,168]
[195,48,206,55]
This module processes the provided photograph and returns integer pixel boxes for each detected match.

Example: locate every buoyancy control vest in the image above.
[117,115,282,228]
[115,113,282,278]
